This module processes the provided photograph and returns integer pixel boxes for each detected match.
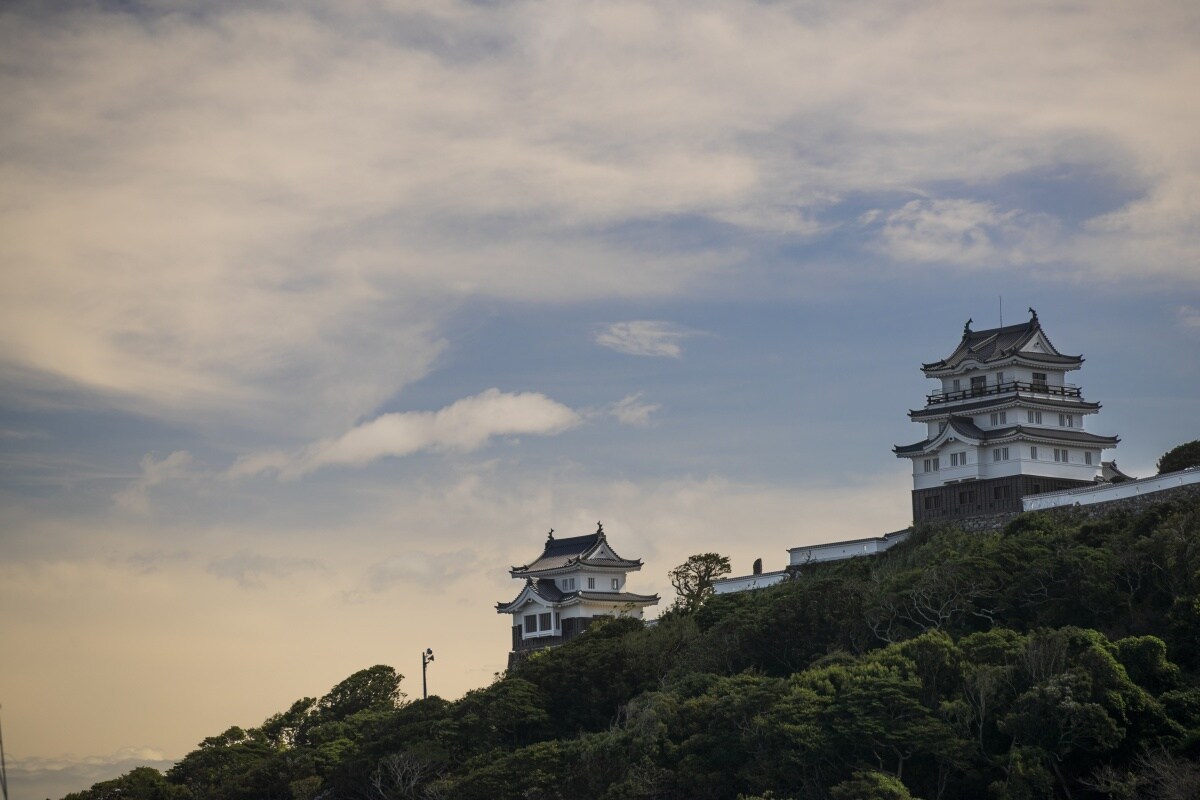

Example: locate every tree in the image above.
[1157,440,1200,474]
[669,553,731,613]
[830,770,919,800]
[315,665,404,721]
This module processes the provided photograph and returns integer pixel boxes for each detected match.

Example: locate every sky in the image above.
[2,0,1199,797]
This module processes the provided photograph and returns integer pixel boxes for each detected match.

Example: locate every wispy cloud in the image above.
[364,550,480,593]
[1178,306,1200,330]
[7,748,174,800]
[113,451,195,514]
[229,388,581,479]
[207,550,321,589]
[609,393,661,427]
[868,198,1057,267]
[595,321,693,358]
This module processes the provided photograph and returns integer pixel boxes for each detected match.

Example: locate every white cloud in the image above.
[230,388,581,478]
[595,321,692,358]
[7,748,175,800]
[609,393,661,426]
[3,0,1198,440]
[1178,306,1200,330]
[113,451,195,514]
[871,198,1057,267]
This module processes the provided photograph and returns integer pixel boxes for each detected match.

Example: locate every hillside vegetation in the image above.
[64,494,1200,800]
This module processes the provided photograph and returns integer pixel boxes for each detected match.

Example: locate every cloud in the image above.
[364,550,480,593]
[113,451,195,514]
[595,321,692,358]
[1178,306,1200,330]
[609,393,661,427]
[869,198,1057,267]
[3,0,1197,440]
[230,388,581,478]
[7,748,174,800]
[207,550,321,589]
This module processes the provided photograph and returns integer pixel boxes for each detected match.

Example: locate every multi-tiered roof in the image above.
[895,310,1120,522]
[496,523,657,625]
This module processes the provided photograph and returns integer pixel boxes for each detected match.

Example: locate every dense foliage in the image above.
[1157,440,1200,475]
[63,494,1200,800]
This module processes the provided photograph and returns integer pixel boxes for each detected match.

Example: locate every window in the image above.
[958,489,976,505]
[952,379,961,391]
[539,612,552,632]
[554,612,560,629]
[997,372,1006,386]
[923,458,940,472]
[950,452,966,467]
[1059,413,1074,428]
[992,447,1010,462]
[587,577,595,589]
[1030,446,1038,460]
[1085,451,1093,466]
[990,411,1007,426]
[611,578,619,590]
[993,485,1011,500]
[1054,448,1069,463]
[923,496,942,510]
[971,376,986,396]
[1032,372,1048,390]
[1027,410,1043,424]
[524,614,538,634]
[561,578,575,591]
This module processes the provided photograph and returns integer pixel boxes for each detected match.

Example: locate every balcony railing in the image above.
[927,380,1082,405]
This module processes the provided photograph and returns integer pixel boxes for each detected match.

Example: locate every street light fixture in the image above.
[421,648,435,700]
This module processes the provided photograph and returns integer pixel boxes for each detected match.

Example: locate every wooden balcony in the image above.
[927,380,1082,405]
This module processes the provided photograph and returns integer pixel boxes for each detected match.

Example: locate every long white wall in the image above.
[1023,467,1200,511]
[712,571,788,595]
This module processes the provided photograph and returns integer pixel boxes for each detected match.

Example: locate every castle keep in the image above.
[895,310,1119,524]
[496,523,658,662]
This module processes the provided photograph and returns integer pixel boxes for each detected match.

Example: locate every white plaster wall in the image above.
[1024,468,1200,510]
[713,572,788,594]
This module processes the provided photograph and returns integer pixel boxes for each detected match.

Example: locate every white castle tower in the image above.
[895,309,1120,523]
[497,522,658,661]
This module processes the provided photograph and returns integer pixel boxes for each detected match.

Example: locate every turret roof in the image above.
[511,522,642,576]
[922,310,1081,374]
[894,417,1120,456]
[909,395,1100,420]
[495,577,659,613]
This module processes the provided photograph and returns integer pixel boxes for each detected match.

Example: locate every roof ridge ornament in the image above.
[546,528,554,543]
[1028,307,1038,323]
[964,317,973,335]
[596,521,604,537]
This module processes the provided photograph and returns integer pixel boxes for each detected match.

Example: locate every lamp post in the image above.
[421,648,434,700]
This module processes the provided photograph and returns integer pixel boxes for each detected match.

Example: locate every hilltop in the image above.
[62,492,1200,800]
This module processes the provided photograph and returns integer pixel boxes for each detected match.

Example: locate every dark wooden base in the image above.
[912,475,1093,524]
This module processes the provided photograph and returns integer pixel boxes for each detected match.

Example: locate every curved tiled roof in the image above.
[895,418,1120,456]
[496,577,659,613]
[511,524,642,576]
[909,395,1100,420]
[922,315,1081,374]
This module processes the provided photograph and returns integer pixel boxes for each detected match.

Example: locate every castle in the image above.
[894,308,1120,523]
[496,523,658,662]
[501,312,1193,635]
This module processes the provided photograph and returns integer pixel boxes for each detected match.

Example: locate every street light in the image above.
[421,648,435,700]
